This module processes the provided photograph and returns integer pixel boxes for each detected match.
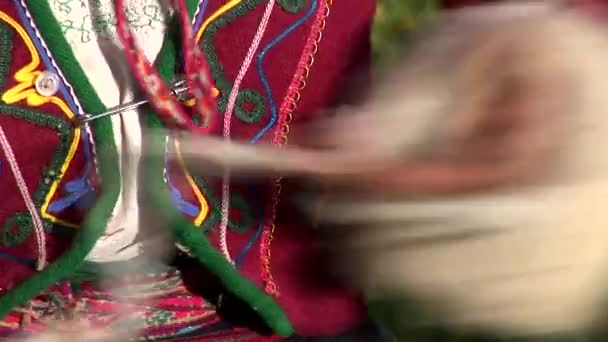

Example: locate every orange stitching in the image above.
[260,0,333,296]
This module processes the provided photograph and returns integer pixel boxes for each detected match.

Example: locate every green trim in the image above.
[145,7,292,335]
[234,88,265,124]
[0,22,76,251]
[145,127,293,336]
[200,0,268,124]
[194,176,254,234]
[0,0,121,319]
[0,21,12,91]
[277,0,309,14]
[3,105,71,210]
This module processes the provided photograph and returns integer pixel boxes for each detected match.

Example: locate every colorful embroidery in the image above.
[0,17,48,264]
[166,0,255,231]
[0,104,74,243]
[217,0,276,264]
[0,270,269,341]
[167,0,269,228]
[0,102,73,251]
[192,176,255,234]
[196,0,268,120]
[252,0,318,144]
[162,3,213,226]
[0,9,83,229]
[0,113,49,268]
[15,0,99,219]
[188,0,321,289]
[167,138,210,226]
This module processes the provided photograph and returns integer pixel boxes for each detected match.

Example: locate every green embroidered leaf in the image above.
[277,0,308,14]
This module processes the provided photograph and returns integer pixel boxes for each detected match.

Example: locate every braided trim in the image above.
[260,0,333,296]
[218,0,277,264]
[0,124,47,270]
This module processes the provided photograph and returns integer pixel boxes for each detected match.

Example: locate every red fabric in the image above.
[184,0,376,335]
[0,2,82,290]
[268,0,375,335]
[163,0,377,335]
[0,0,377,337]
[574,0,608,18]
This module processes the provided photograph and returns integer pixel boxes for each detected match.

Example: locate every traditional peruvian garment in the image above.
[0,0,376,340]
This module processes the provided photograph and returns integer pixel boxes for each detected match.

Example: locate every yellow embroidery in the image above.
[173,138,209,225]
[0,10,81,229]
[195,0,243,42]
[0,4,239,229]
[183,87,219,107]
[173,1,243,227]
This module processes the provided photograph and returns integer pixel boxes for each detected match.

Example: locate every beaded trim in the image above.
[0,20,11,90]
[260,0,333,296]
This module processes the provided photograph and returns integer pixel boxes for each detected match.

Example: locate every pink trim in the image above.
[219,0,277,264]
[0,124,47,270]
[260,0,332,295]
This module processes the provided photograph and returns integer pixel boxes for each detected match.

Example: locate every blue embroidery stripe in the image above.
[15,0,96,214]
[250,0,318,144]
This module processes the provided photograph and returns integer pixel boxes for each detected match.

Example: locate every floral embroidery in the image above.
[52,0,166,45]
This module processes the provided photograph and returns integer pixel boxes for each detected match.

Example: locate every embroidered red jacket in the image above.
[0,0,376,340]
